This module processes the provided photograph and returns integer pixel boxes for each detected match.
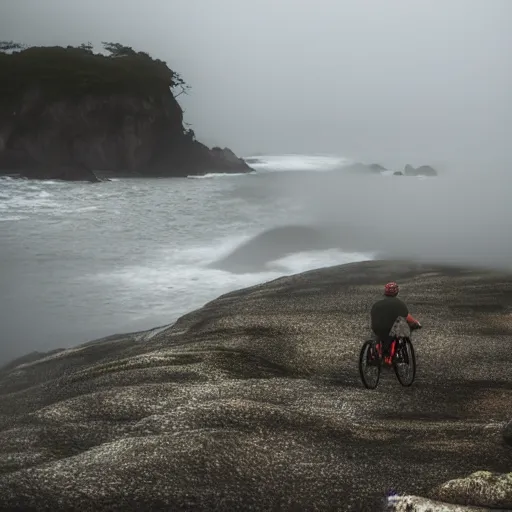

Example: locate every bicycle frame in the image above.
[375,340,397,359]
[375,337,410,363]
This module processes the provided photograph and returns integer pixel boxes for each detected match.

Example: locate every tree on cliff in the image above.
[78,42,94,54]
[101,42,138,58]
[0,41,26,53]
[101,41,190,97]
[0,41,190,103]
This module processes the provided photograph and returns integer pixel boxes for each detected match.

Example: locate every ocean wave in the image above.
[266,249,373,273]
[244,153,353,172]
[187,172,255,179]
[0,177,69,186]
[1,196,60,210]
[52,206,99,215]
[0,215,28,222]
[79,232,372,323]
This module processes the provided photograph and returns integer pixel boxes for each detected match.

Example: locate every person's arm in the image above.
[406,313,418,324]
[399,299,420,327]
[406,313,421,328]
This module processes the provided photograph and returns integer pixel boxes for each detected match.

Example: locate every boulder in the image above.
[393,171,404,176]
[387,495,490,511]
[435,471,512,509]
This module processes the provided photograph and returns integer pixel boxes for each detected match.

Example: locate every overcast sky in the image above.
[1,0,511,168]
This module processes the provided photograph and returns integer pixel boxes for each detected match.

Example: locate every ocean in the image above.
[0,155,376,362]
[2,153,507,364]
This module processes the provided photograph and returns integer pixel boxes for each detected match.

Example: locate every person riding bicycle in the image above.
[370,282,421,364]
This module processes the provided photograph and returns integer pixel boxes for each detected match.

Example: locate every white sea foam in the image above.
[81,233,372,324]
[266,249,374,273]
[0,215,27,222]
[187,172,255,179]
[245,153,353,172]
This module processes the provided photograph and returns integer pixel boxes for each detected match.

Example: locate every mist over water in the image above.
[0,160,371,363]
[0,0,511,363]
[258,162,512,271]
[1,155,510,363]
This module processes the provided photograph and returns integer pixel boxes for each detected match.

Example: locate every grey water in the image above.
[0,159,368,363]
[1,157,510,364]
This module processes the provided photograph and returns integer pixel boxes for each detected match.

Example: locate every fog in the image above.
[224,168,512,272]
[1,0,511,170]
[1,1,512,364]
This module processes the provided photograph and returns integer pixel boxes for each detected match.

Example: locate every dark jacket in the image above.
[371,296,409,340]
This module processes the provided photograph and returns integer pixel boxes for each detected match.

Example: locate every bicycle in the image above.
[358,327,419,389]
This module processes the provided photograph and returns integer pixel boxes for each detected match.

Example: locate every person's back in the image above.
[370,282,421,352]
[371,295,409,341]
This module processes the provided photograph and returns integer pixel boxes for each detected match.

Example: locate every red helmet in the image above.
[384,282,399,296]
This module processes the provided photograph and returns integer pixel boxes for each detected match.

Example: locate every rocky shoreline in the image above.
[0,260,510,511]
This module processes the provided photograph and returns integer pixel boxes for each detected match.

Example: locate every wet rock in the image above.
[387,494,490,511]
[435,471,512,509]
[0,261,511,511]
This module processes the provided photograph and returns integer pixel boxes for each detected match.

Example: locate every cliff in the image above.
[0,260,510,510]
[0,44,251,180]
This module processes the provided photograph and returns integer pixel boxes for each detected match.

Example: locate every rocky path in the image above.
[0,260,510,510]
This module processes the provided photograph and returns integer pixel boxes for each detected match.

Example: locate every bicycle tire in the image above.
[393,338,416,387]
[359,339,381,389]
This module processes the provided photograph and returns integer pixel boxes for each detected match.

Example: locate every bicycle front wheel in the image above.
[359,339,381,389]
[393,338,416,387]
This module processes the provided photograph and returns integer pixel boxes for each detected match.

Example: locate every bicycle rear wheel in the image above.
[359,339,381,389]
[393,338,416,386]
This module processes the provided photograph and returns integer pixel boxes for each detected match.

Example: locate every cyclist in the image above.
[370,282,421,364]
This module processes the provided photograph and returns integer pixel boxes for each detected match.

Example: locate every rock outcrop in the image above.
[0,45,251,180]
[0,260,511,511]
[368,163,387,172]
[403,164,438,177]
[343,162,387,174]
[435,471,512,509]
[387,494,492,511]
